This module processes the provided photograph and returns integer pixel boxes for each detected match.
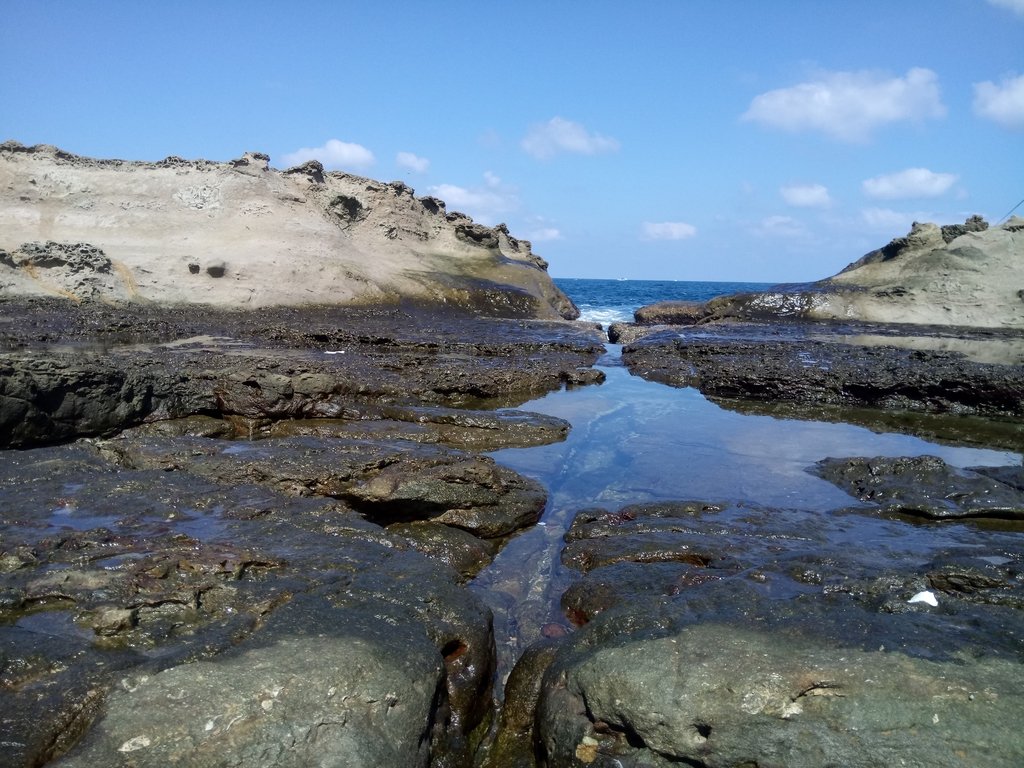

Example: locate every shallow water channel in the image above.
[471,345,1023,691]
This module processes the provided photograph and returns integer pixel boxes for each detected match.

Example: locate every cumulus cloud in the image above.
[742,68,945,142]
[521,117,620,159]
[527,227,563,242]
[279,139,375,171]
[987,0,1024,15]
[754,215,806,239]
[860,207,933,232]
[862,168,958,199]
[780,183,831,208]
[396,151,430,173]
[427,172,518,224]
[973,73,1024,130]
[641,222,697,241]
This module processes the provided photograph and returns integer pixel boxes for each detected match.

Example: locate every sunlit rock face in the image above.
[0,142,578,319]
[697,216,1024,329]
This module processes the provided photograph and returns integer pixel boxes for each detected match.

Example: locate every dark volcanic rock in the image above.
[101,433,547,538]
[633,299,709,325]
[813,455,1024,521]
[0,438,503,766]
[622,322,1024,418]
[0,299,604,449]
[531,498,1024,767]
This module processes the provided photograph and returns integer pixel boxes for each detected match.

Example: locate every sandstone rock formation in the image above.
[701,216,1024,329]
[0,142,577,319]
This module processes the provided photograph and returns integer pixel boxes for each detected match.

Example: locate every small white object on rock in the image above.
[909,590,938,607]
[118,735,152,752]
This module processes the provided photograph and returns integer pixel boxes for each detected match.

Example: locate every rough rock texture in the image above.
[699,217,1024,330]
[103,433,548,538]
[814,455,1024,521]
[622,322,1024,418]
[0,437,506,767]
[58,633,446,768]
[0,300,604,449]
[0,142,578,319]
[529,499,1024,767]
[538,623,1024,768]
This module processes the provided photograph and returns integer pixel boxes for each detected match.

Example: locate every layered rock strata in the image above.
[0,142,577,319]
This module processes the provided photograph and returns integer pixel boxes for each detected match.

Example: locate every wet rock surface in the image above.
[530,498,1024,767]
[0,438,512,766]
[0,298,603,449]
[0,298,604,766]
[5,294,1024,766]
[815,455,1024,521]
[622,320,1024,418]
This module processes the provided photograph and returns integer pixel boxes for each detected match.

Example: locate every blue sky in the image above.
[2,1,1022,281]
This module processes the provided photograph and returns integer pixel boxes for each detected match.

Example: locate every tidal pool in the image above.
[472,352,1023,688]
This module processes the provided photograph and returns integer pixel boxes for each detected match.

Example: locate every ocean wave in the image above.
[576,305,633,326]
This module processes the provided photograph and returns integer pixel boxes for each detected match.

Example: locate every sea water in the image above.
[472,278,1023,691]
[553,277,776,325]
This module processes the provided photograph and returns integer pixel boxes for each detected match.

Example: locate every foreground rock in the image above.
[0,141,577,319]
[1,431,543,766]
[814,455,1024,521]
[0,298,605,766]
[524,498,1024,766]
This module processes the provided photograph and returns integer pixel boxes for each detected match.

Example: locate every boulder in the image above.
[537,622,1024,768]
[633,299,708,325]
[57,630,446,768]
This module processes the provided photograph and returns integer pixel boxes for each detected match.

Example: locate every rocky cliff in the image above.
[0,142,578,319]
[703,216,1024,329]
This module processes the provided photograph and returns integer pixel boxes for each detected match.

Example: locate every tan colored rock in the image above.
[0,142,577,318]
[701,216,1024,329]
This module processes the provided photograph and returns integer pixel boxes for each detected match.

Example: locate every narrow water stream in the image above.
[470,345,1023,693]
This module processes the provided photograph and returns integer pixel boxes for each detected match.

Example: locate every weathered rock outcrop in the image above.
[0,142,578,319]
[0,300,604,449]
[699,216,1024,329]
[622,321,1024,419]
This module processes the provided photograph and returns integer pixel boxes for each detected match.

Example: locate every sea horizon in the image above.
[553,276,777,326]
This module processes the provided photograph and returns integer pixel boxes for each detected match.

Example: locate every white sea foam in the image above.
[576,306,633,326]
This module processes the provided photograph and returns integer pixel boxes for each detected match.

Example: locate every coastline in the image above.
[2,286,1023,766]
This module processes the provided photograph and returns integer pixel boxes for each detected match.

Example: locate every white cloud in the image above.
[641,221,697,241]
[987,0,1024,15]
[521,117,620,159]
[742,67,945,142]
[860,207,932,232]
[973,73,1024,130]
[280,139,375,171]
[427,174,518,224]
[527,227,563,242]
[862,168,958,199]
[754,215,806,239]
[396,151,429,173]
[780,183,831,208]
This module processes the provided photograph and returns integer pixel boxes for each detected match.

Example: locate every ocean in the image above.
[553,278,776,326]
